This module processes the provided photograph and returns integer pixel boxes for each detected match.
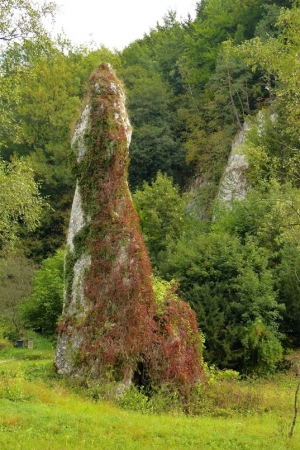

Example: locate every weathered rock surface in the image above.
[54,63,156,382]
[55,63,203,391]
[218,122,250,204]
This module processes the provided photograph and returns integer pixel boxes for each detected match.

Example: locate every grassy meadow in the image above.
[0,337,299,449]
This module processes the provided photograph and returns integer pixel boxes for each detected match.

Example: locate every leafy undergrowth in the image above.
[0,342,299,449]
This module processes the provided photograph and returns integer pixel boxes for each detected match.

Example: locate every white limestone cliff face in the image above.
[218,122,250,204]
[54,64,142,376]
[54,107,92,375]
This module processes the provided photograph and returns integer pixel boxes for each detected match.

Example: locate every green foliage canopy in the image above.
[0,252,36,340]
[0,0,57,142]
[213,181,300,347]
[0,0,56,44]
[238,3,300,138]
[133,172,187,266]
[21,249,64,336]
[159,225,283,373]
[0,158,46,249]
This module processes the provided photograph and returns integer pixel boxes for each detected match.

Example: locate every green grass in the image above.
[0,340,299,449]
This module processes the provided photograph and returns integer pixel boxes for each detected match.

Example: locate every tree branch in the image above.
[289,363,300,438]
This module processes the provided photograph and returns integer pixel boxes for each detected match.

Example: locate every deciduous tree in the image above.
[0,0,56,44]
[21,249,64,336]
[134,172,187,266]
[0,158,46,249]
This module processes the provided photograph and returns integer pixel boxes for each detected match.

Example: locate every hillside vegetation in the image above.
[1,0,300,401]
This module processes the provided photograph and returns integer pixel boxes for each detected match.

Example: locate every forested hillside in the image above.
[1,0,300,375]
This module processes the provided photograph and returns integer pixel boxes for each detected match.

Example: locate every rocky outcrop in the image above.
[55,63,203,392]
[55,64,156,383]
[218,122,250,204]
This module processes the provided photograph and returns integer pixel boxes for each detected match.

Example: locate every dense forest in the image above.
[1,0,300,376]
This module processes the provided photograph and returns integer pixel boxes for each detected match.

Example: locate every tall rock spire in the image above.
[55,63,203,392]
[55,63,155,384]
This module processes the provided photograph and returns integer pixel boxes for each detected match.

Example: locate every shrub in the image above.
[21,249,64,336]
[0,337,13,351]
